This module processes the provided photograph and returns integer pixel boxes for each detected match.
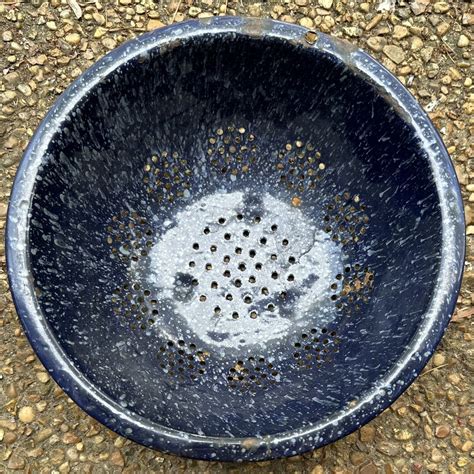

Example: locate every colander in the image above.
[6,17,465,461]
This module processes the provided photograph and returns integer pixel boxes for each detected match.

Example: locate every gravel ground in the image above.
[0,0,473,472]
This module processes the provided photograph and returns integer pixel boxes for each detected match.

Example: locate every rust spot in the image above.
[304,30,318,45]
[291,196,302,207]
[241,438,260,450]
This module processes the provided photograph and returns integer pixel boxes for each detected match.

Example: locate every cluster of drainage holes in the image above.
[227,356,279,391]
[106,210,153,262]
[207,125,258,175]
[331,264,374,315]
[143,151,192,203]
[157,341,208,380]
[189,213,296,319]
[111,282,158,331]
[324,192,369,245]
[276,139,325,193]
[293,328,340,369]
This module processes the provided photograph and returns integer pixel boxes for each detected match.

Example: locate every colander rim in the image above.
[6,16,465,461]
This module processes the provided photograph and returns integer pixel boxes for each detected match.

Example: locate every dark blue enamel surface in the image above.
[6,17,465,461]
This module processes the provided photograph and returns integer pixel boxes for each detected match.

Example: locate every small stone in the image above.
[433,353,446,366]
[146,19,165,31]
[26,447,43,458]
[94,27,107,38]
[462,13,474,26]
[350,451,366,465]
[299,17,314,28]
[17,83,32,97]
[366,13,382,31]
[410,0,430,15]
[62,432,80,444]
[467,225,474,235]
[4,432,17,444]
[447,373,461,385]
[383,45,405,64]
[420,46,434,62]
[93,12,105,25]
[393,25,409,40]
[46,21,57,30]
[360,3,370,12]
[65,33,81,45]
[318,0,333,8]
[110,450,125,467]
[464,78,472,87]
[0,428,4,441]
[295,0,308,5]
[360,425,376,442]
[34,428,53,442]
[394,429,412,440]
[435,424,450,438]
[457,35,469,48]
[2,31,13,41]
[410,36,424,51]
[431,447,444,462]
[367,36,386,52]
[188,6,201,17]
[461,440,473,452]
[359,462,378,474]
[465,206,473,225]
[436,21,450,36]
[102,38,117,50]
[18,406,35,423]
[248,3,262,16]
[197,12,213,18]
[343,26,362,37]
[7,454,25,470]
[76,442,84,451]
[59,462,70,473]
[433,2,450,13]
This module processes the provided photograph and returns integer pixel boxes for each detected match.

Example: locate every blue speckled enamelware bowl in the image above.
[6,17,465,461]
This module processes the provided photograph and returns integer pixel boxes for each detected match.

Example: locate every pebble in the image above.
[102,38,117,50]
[457,35,470,48]
[7,455,25,470]
[46,21,57,30]
[433,2,450,13]
[94,27,107,38]
[411,36,424,51]
[18,406,35,423]
[110,449,125,467]
[93,12,105,25]
[431,447,444,462]
[435,424,450,438]
[467,225,474,235]
[359,425,376,442]
[248,3,262,16]
[433,353,446,366]
[188,6,201,17]
[299,17,313,28]
[65,33,81,45]
[367,36,386,52]
[17,84,32,97]
[2,30,13,41]
[318,0,333,8]
[394,429,412,440]
[146,19,165,31]
[410,0,430,15]
[34,427,53,443]
[343,26,362,37]
[383,45,406,64]
[393,25,409,40]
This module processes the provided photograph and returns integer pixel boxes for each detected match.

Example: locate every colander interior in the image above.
[25,31,444,444]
